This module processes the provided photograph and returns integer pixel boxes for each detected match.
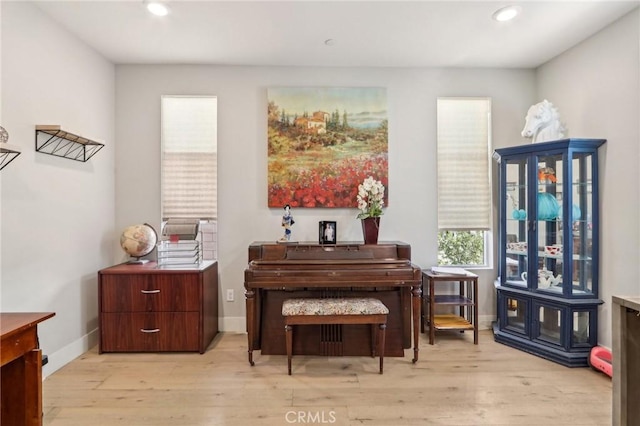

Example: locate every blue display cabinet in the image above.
[493,138,606,367]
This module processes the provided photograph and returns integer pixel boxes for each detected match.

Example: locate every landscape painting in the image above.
[267,87,388,208]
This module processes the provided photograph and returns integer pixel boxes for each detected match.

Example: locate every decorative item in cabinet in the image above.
[157,240,201,267]
[493,138,606,367]
[35,125,104,162]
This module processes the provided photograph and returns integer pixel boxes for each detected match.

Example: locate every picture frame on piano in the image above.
[319,221,337,245]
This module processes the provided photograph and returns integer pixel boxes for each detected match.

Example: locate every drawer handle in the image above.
[140,328,160,333]
[141,289,160,294]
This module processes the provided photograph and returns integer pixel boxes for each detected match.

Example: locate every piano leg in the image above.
[412,284,422,363]
[245,289,256,366]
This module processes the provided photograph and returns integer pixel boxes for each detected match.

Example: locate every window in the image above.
[436,98,491,266]
[161,96,217,259]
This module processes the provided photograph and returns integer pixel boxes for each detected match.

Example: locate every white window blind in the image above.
[161,96,217,220]
[437,98,491,230]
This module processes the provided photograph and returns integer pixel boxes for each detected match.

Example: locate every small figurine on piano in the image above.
[279,204,295,242]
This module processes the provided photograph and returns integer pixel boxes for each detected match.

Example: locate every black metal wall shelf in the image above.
[35,125,104,162]
[0,144,21,170]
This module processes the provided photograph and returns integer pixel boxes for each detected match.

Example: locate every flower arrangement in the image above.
[356,176,385,219]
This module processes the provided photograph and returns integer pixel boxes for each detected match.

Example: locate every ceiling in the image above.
[33,0,639,68]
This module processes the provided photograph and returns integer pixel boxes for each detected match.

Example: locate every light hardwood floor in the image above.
[43,330,612,426]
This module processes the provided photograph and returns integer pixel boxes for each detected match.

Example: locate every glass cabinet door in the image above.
[569,152,596,297]
[535,153,564,294]
[572,310,592,347]
[532,302,563,347]
[504,158,529,287]
[504,296,528,336]
[520,150,597,298]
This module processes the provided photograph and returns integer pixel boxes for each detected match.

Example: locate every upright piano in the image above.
[244,241,422,366]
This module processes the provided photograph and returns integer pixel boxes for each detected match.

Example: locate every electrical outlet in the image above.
[226,289,234,302]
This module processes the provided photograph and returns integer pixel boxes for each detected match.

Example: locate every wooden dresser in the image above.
[98,261,218,353]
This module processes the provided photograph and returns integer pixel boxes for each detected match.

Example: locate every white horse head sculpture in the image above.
[521,100,567,143]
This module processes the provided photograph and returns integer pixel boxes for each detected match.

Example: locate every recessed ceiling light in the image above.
[492,5,520,22]
[146,1,169,17]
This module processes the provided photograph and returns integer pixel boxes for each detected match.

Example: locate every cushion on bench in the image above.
[282,298,389,317]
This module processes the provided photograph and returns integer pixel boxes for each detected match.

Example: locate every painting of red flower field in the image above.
[267,87,388,208]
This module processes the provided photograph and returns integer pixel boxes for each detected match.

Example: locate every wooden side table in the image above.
[422,270,478,345]
[1,312,55,426]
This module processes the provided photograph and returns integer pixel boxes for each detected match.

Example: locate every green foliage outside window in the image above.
[438,230,485,266]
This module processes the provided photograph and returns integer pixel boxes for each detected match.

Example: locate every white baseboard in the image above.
[220,316,246,333]
[42,328,99,379]
[479,314,496,330]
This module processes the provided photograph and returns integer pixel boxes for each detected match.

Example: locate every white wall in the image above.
[0,2,115,375]
[115,65,535,331]
[536,8,640,349]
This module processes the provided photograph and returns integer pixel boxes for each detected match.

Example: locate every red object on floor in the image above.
[589,346,612,378]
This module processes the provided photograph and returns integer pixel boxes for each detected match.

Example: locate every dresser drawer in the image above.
[100,274,200,312]
[100,312,200,352]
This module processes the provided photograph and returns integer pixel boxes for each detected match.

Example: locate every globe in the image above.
[120,224,157,263]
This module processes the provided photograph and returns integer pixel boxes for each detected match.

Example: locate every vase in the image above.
[361,217,380,244]
[537,192,560,220]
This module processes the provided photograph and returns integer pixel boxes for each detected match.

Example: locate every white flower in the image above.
[356,176,385,219]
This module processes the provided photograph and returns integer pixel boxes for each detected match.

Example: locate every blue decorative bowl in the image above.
[537,193,560,220]
[557,204,582,220]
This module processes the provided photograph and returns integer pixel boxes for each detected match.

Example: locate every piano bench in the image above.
[282,298,388,375]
